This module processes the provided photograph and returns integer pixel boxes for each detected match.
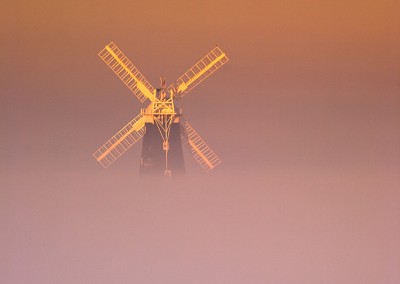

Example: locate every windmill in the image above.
[93,42,229,177]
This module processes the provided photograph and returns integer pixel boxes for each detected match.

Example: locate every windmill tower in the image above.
[93,42,229,176]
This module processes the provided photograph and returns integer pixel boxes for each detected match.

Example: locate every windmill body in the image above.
[140,121,185,176]
[93,42,229,176]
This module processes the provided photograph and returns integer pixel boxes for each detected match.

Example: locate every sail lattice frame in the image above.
[98,42,154,103]
[93,114,145,168]
[180,120,222,172]
[168,46,228,100]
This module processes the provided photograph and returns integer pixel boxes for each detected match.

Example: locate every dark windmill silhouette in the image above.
[93,42,229,176]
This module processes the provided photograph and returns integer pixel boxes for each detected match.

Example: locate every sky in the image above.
[1,0,400,283]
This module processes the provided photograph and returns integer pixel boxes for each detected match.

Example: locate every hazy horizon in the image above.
[1,0,399,283]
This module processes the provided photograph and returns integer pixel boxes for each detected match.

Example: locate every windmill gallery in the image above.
[93,42,229,177]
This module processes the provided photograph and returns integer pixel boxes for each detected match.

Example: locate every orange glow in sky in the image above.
[1,1,399,283]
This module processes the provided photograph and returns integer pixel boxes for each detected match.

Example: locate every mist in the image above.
[1,0,399,283]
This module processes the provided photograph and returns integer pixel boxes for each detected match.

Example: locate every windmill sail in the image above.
[168,46,228,100]
[94,42,228,174]
[98,42,154,103]
[93,114,146,168]
[180,120,222,172]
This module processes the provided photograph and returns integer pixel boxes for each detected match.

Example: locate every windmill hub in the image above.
[93,42,229,176]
